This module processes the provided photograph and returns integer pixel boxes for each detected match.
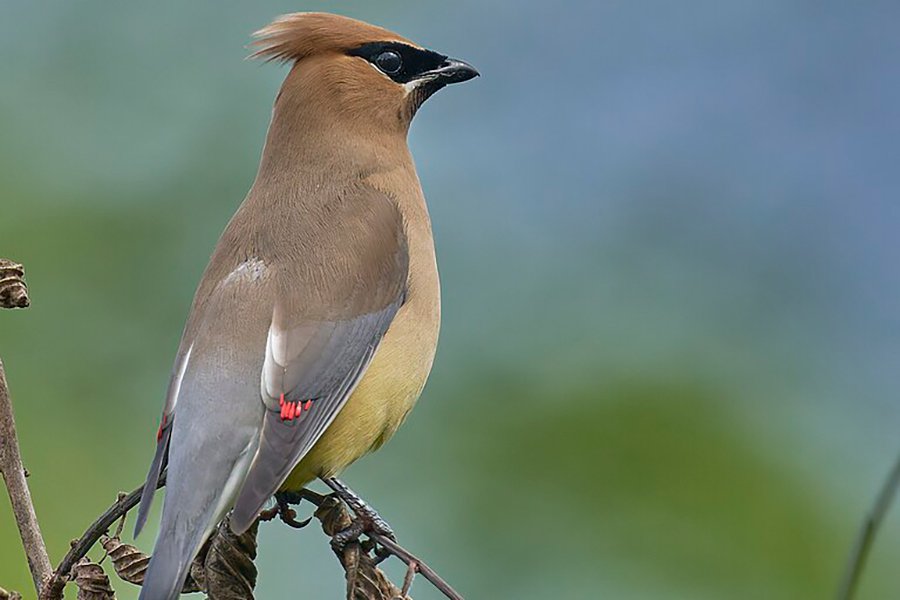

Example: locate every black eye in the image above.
[374,50,402,74]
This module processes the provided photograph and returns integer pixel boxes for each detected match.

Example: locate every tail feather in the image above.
[138,481,221,600]
[137,316,266,597]
[137,535,196,600]
[138,428,259,600]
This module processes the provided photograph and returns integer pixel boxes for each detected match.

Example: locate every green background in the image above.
[2,1,900,598]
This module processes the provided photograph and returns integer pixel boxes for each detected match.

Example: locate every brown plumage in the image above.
[250,12,418,63]
[136,13,477,600]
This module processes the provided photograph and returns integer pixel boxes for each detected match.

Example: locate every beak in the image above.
[420,57,480,85]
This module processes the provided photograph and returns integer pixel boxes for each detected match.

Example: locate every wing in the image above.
[133,335,196,536]
[134,254,269,538]
[137,257,276,597]
[229,187,409,532]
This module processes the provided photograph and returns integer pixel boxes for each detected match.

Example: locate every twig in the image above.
[837,450,900,600]
[311,495,409,600]
[284,486,464,600]
[369,533,461,600]
[0,260,51,594]
[0,359,52,593]
[40,473,167,600]
[401,560,418,597]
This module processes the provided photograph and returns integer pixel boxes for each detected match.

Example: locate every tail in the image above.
[138,533,197,600]
[138,429,259,600]
[138,472,217,600]
[137,331,265,598]
[138,479,239,600]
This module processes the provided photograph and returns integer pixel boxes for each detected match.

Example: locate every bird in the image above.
[132,12,478,600]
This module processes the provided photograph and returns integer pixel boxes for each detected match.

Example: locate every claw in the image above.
[323,478,397,556]
[331,518,367,553]
[367,514,395,540]
[324,478,395,535]
[259,492,315,528]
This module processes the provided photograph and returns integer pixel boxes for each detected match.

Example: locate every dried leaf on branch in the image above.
[0,260,29,309]
[315,496,410,600]
[201,517,259,600]
[0,587,23,600]
[72,558,115,600]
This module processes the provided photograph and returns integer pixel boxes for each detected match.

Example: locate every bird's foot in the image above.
[324,477,395,539]
[328,509,394,565]
[257,491,313,529]
[322,478,395,557]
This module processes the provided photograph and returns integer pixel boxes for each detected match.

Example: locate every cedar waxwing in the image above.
[133,12,477,600]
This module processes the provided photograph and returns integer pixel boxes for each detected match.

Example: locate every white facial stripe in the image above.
[402,75,436,94]
[360,59,434,95]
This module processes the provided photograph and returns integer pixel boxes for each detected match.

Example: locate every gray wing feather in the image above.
[229,300,401,533]
[134,342,194,537]
[139,348,266,600]
[134,420,171,537]
[138,258,274,600]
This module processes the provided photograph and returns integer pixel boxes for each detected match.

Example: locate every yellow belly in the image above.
[281,284,439,490]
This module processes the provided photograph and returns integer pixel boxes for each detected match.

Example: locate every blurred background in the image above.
[2,1,900,598]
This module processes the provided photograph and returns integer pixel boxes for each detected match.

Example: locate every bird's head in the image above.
[251,13,478,137]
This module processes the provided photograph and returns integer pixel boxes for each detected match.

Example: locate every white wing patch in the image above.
[164,343,193,413]
[223,257,267,285]
[261,319,320,400]
[168,259,267,413]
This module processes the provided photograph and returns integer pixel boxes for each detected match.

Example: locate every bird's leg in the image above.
[322,478,396,549]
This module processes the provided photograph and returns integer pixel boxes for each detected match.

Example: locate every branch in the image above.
[297,493,411,600]
[279,488,464,600]
[0,261,52,594]
[40,474,167,600]
[57,501,255,599]
[369,534,461,600]
[48,477,441,600]
[837,450,900,600]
